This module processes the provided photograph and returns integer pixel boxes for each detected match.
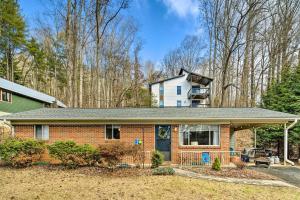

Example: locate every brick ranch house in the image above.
[2,107,299,165]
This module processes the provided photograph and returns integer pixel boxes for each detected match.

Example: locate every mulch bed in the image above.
[184,167,279,180]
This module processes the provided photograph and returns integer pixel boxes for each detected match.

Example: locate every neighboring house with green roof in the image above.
[2,107,298,165]
[0,77,66,115]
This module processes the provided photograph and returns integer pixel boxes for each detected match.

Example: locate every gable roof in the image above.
[0,78,66,108]
[149,74,185,85]
[150,68,213,86]
[2,107,298,124]
[179,68,213,81]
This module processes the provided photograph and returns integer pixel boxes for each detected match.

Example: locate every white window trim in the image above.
[0,89,12,103]
[34,125,49,141]
[177,85,181,95]
[105,125,121,140]
[179,125,220,147]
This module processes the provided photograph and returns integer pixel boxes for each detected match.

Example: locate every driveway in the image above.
[251,166,300,187]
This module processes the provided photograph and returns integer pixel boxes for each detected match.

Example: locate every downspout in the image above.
[284,119,298,166]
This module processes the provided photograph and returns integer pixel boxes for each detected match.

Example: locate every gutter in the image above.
[284,119,298,166]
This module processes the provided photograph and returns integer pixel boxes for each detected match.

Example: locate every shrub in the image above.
[48,141,98,168]
[127,145,143,166]
[32,161,50,166]
[152,167,175,175]
[97,142,131,169]
[233,160,246,170]
[0,138,46,167]
[151,151,164,168]
[212,157,221,171]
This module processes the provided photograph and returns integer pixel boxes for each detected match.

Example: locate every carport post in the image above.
[284,119,298,166]
[284,124,288,166]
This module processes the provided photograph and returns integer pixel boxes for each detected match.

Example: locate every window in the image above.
[35,125,49,140]
[159,83,164,95]
[105,125,120,139]
[177,100,182,107]
[1,90,11,102]
[159,100,164,108]
[179,125,220,146]
[177,86,181,95]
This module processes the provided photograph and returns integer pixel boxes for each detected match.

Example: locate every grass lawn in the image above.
[0,167,299,200]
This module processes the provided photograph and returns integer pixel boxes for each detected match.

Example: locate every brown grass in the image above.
[185,167,278,180]
[0,167,299,200]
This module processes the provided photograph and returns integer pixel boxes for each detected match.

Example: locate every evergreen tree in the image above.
[258,65,300,158]
[0,0,26,81]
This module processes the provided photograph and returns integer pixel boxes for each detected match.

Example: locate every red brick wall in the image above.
[234,129,254,151]
[14,125,34,139]
[13,124,230,164]
[14,124,155,149]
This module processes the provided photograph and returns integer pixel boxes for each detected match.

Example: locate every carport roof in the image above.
[2,107,299,124]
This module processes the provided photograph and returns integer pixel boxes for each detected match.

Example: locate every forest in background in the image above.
[0,0,300,109]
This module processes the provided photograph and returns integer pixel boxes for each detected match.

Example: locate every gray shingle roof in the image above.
[2,108,299,123]
[0,78,66,108]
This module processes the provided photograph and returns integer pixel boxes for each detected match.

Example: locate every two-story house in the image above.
[0,77,66,115]
[150,68,213,107]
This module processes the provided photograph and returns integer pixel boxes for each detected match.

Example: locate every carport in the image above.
[231,115,299,166]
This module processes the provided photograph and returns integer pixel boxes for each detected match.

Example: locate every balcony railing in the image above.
[188,87,210,99]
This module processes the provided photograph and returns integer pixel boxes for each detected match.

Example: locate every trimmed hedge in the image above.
[152,167,175,175]
[0,138,46,167]
[48,141,98,168]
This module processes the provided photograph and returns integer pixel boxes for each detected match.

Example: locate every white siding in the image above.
[163,74,191,107]
[151,83,160,107]
[150,71,192,107]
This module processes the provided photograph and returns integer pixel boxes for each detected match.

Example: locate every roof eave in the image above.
[7,117,298,125]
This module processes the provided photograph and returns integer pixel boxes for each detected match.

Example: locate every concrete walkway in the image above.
[174,168,296,188]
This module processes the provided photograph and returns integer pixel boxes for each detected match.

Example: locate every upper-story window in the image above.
[177,100,182,107]
[159,83,164,96]
[177,86,181,95]
[1,90,12,102]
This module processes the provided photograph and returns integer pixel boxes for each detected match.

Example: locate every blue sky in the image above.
[19,0,203,64]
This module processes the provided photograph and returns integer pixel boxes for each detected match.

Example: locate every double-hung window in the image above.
[159,83,164,95]
[35,125,49,140]
[179,125,220,146]
[1,90,11,102]
[105,125,120,139]
[177,100,182,107]
[177,86,181,95]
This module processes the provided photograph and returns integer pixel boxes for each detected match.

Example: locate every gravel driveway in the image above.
[252,166,300,187]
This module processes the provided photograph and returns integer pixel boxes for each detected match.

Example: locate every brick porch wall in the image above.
[13,124,230,164]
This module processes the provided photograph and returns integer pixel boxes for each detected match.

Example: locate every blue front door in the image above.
[155,125,171,161]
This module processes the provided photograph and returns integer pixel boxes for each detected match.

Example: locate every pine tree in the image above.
[258,65,300,158]
[0,0,26,81]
